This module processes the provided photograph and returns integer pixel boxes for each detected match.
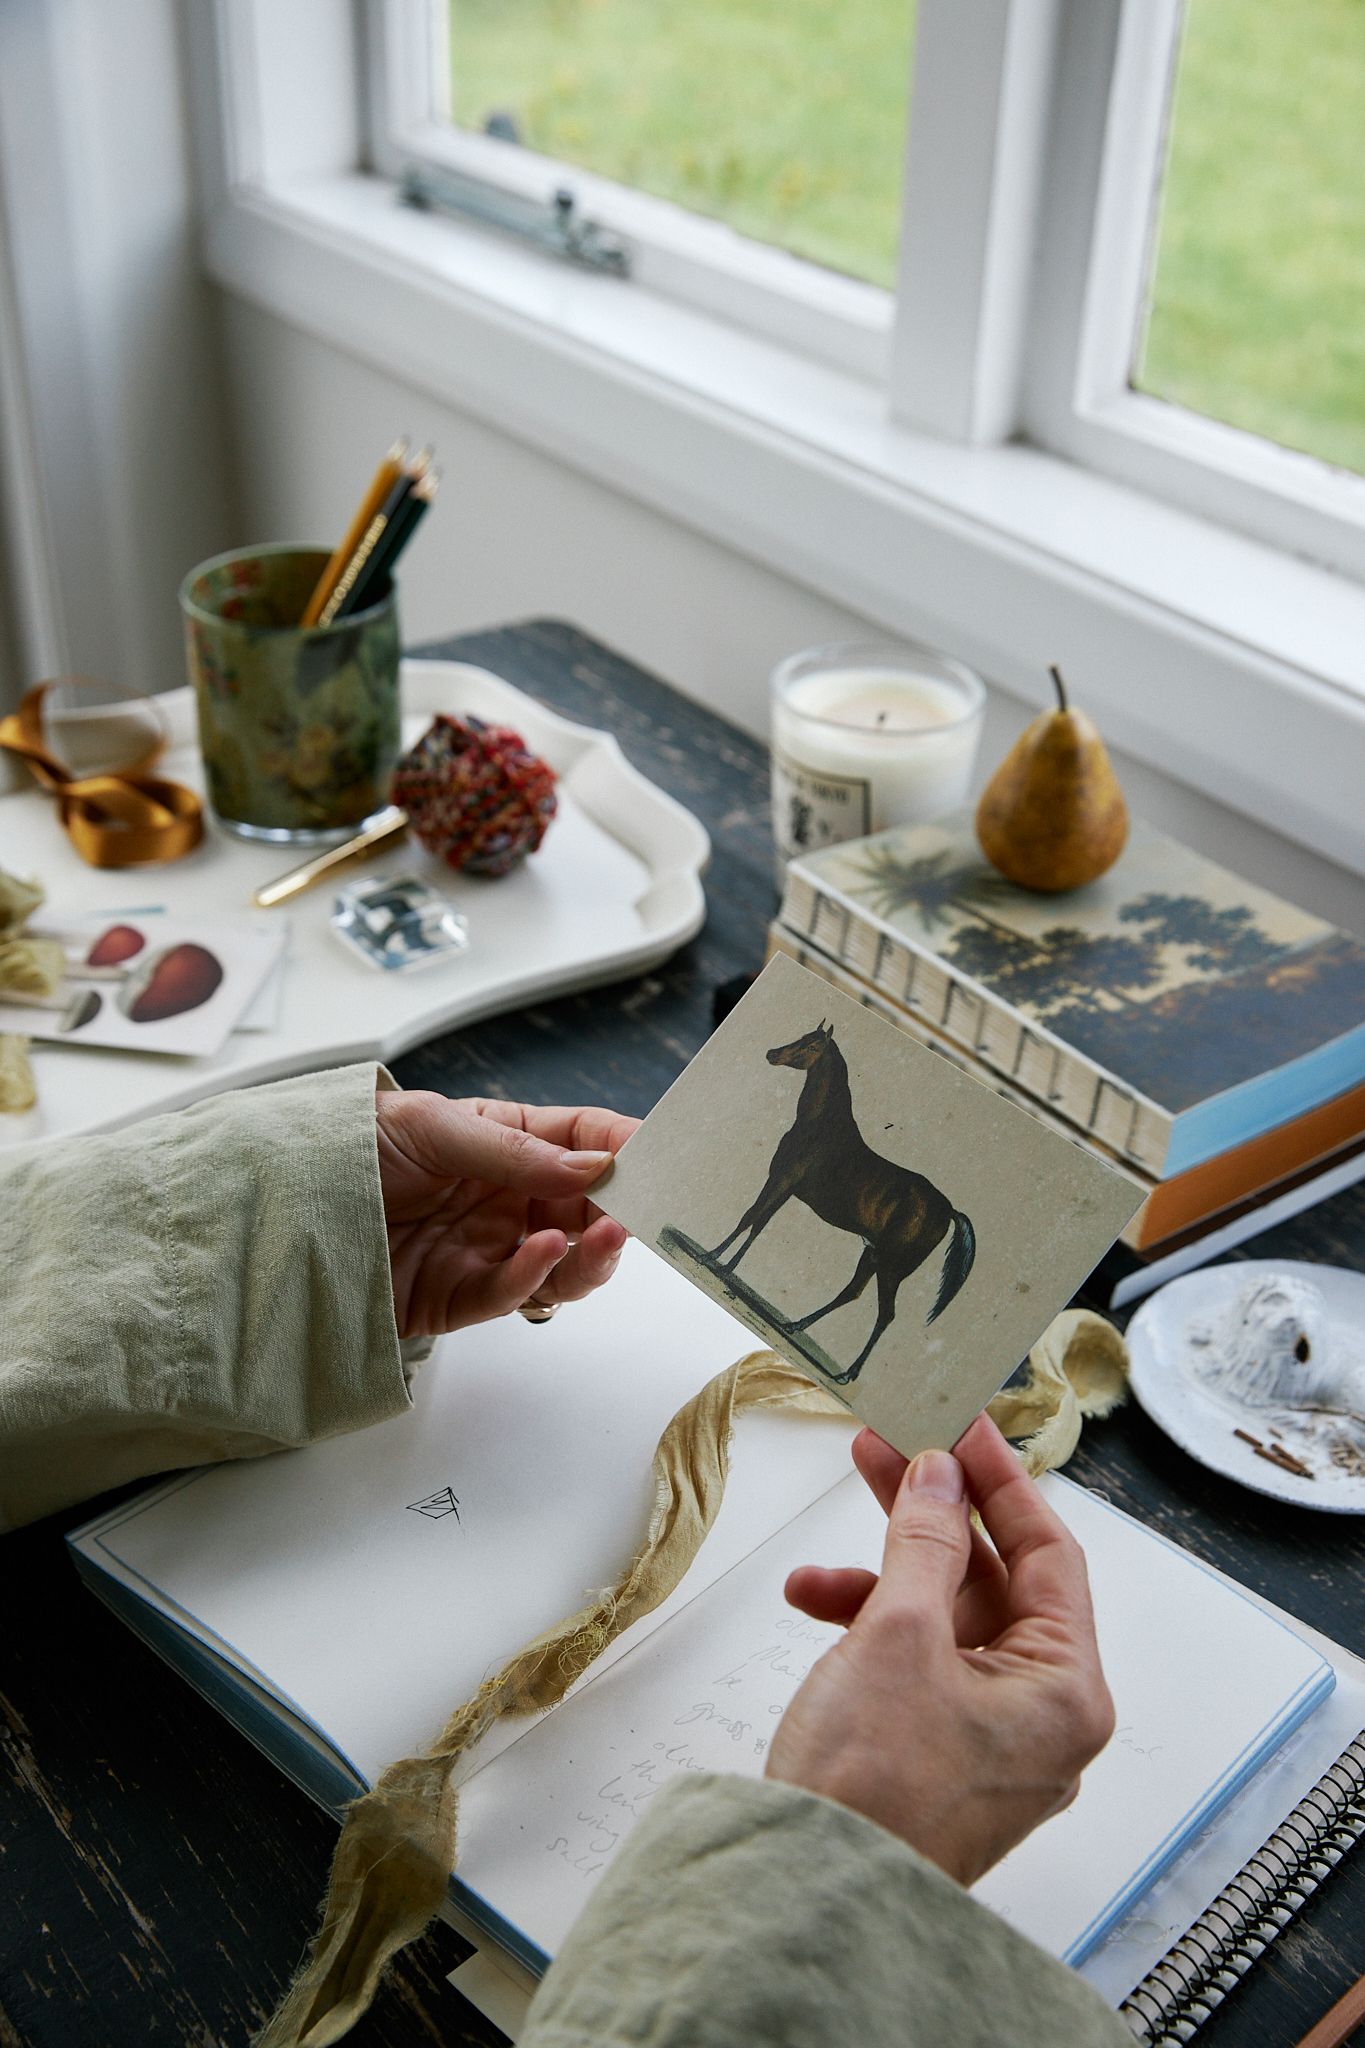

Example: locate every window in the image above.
[195,0,1365,877]
[443,0,917,290]
[1020,0,1365,580]
[1137,0,1365,481]
[368,0,1365,571]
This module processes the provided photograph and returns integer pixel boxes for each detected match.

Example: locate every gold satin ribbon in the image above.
[259,1315,1128,2048]
[0,680,202,867]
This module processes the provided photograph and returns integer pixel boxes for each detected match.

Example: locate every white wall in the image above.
[221,292,1365,935]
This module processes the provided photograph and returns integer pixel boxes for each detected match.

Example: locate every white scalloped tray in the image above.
[0,661,709,1146]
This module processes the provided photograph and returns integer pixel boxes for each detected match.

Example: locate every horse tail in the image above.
[927,1209,976,1324]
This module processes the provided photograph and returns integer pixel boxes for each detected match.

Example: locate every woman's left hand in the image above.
[375,1090,636,1338]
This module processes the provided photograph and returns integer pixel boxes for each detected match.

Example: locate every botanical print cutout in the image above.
[0,915,284,1057]
[599,953,1142,1457]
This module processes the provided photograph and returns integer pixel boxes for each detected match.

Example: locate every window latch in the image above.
[400,164,633,279]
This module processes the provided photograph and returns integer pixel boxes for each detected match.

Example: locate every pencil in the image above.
[315,467,416,628]
[342,470,438,617]
[301,438,409,626]
[1294,1970,1365,2048]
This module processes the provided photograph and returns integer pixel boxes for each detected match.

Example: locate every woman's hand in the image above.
[375,1090,636,1339]
[766,1414,1115,1888]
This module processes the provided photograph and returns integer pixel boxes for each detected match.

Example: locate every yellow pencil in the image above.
[301,438,410,627]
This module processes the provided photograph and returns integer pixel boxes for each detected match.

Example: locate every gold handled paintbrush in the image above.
[251,807,410,909]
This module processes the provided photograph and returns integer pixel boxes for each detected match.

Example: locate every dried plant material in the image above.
[1234,1426,1317,1479]
[1253,1440,1315,1481]
[0,934,64,998]
[1329,1437,1365,1480]
[0,1033,36,1113]
[0,869,47,1113]
[0,869,43,932]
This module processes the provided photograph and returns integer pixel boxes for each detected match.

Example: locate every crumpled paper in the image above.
[0,866,58,1111]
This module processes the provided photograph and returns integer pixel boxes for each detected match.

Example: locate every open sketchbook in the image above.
[71,1243,1354,2015]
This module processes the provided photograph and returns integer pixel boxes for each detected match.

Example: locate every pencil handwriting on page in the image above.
[709,1615,829,1691]
[533,1607,840,1888]
[1112,1725,1165,1763]
[598,1741,710,1821]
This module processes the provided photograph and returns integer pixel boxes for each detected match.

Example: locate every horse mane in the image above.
[804,1031,853,1115]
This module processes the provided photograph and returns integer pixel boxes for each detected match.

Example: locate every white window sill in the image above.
[204,172,1365,877]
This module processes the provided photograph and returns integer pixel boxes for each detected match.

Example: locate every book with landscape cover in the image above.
[766,923,1365,1254]
[780,812,1365,1177]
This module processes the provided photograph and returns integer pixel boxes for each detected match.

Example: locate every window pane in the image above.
[1137,0,1365,477]
[446,0,916,288]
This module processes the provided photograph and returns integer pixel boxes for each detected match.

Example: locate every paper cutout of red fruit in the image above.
[125,943,224,1023]
[87,924,145,967]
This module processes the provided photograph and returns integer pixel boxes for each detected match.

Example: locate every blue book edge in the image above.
[1168,1020,1365,1176]
[1048,1475,1337,1964]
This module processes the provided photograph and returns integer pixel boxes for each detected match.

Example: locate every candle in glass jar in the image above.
[770,640,986,870]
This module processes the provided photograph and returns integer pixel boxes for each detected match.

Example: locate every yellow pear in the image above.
[975,666,1128,892]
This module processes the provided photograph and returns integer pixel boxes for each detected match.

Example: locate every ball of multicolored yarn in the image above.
[392,714,558,877]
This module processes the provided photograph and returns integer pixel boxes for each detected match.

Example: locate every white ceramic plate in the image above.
[1126,1259,1365,1514]
[0,661,709,1146]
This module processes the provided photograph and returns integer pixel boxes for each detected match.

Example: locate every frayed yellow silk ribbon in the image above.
[990,1309,1130,1477]
[259,1315,1127,2047]
[0,681,202,867]
[258,1351,841,2047]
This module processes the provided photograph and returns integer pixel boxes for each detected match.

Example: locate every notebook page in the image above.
[454,1470,1332,1968]
[76,1240,856,1785]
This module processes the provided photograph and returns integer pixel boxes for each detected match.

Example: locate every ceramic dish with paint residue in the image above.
[1126,1260,1365,1513]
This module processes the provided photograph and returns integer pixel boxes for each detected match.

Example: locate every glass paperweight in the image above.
[330,871,469,973]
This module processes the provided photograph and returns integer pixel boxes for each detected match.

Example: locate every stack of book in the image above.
[770,811,1365,1305]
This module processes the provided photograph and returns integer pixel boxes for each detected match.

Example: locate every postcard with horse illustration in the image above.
[598,953,1143,1458]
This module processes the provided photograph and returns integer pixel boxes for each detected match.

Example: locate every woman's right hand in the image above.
[765,1414,1115,1887]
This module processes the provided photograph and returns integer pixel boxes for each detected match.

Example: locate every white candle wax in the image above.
[771,656,984,866]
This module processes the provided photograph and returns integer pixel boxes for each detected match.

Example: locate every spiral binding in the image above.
[1120,1732,1365,2044]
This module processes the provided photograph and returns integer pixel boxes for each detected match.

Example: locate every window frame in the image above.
[1017,0,1365,582]
[379,0,1365,579]
[362,0,894,381]
[189,0,1365,879]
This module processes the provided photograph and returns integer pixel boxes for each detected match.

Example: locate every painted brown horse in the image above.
[707,1020,976,1382]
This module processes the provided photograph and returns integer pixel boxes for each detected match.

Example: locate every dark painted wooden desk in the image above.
[3,620,1363,2047]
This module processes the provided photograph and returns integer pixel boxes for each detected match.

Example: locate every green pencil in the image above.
[340,470,438,617]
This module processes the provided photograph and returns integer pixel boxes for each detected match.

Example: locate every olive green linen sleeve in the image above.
[0,1064,415,1531]
[522,1773,1132,2048]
